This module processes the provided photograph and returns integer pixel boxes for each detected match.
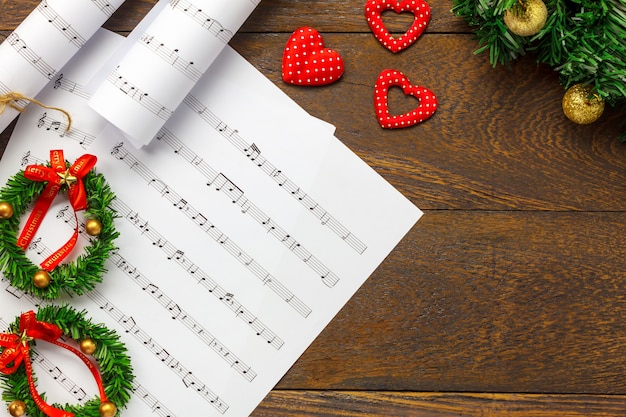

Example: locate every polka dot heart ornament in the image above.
[374,69,438,129]
[365,0,431,53]
[282,26,345,86]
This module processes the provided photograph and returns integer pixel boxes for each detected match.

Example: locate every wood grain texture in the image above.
[1,1,626,415]
[275,211,626,394]
[253,391,626,417]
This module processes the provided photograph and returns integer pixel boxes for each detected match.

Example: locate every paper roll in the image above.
[0,0,127,135]
[89,0,261,147]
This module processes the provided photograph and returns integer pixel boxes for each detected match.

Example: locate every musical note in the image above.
[91,0,118,17]
[171,0,234,43]
[245,143,261,160]
[109,144,312,317]
[37,1,86,48]
[108,71,173,119]
[147,131,342,288]
[138,33,202,82]
[87,292,229,413]
[79,208,285,350]
[167,249,185,262]
[6,32,57,79]
[182,94,368,254]
[133,383,178,417]
[50,73,88,99]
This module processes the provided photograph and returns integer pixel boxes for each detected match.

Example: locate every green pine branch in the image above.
[452,0,626,107]
[1,305,134,417]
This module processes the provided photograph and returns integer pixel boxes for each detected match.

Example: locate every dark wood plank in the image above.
[0,0,468,33]
[275,211,626,394]
[253,391,626,416]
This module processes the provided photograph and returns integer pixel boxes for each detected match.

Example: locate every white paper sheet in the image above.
[0,29,422,417]
[89,0,261,147]
[0,0,127,134]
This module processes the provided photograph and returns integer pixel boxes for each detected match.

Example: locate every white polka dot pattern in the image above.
[365,0,431,53]
[374,69,438,129]
[282,26,345,86]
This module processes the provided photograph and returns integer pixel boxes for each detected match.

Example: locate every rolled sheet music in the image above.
[89,0,261,147]
[0,0,127,134]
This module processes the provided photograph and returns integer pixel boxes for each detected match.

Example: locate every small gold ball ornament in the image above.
[33,270,51,289]
[503,0,548,37]
[85,218,103,236]
[8,400,26,417]
[562,83,605,125]
[99,401,117,417]
[0,201,14,219]
[80,338,97,355]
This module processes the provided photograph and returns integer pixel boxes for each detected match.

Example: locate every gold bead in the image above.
[33,270,51,289]
[503,0,548,37]
[85,218,103,236]
[8,400,26,417]
[80,338,97,355]
[562,83,605,125]
[99,401,117,417]
[0,201,14,219]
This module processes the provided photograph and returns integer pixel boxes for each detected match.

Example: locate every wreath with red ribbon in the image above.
[0,150,118,299]
[0,305,133,417]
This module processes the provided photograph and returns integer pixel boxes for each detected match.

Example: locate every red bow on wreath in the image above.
[17,150,97,271]
[0,311,108,417]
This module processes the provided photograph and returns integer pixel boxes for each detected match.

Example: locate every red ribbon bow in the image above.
[17,150,97,271]
[0,311,108,417]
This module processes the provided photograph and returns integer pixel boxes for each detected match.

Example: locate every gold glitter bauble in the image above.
[562,84,605,125]
[80,338,97,355]
[0,201,14,219]
[99,401,117,417]
[85,218,103,236]
[33,270,51,289]
[503,0,548,37]
[8,400,26,417]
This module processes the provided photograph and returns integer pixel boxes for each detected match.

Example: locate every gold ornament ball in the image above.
[8,400,26,417]
[562,84,605,125]
[80,338,97,355]
[99,401,117,417]
[33,270,51,289]
[503,0,548,37]
[0,201,14,219]
[85,218,103,236]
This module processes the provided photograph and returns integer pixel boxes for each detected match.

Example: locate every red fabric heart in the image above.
[365,0,431,53]
[282,26,345,86]
[374,69,438,129]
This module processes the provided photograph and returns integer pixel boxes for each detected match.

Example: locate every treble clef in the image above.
[21,151,31,166]
[111,142,127,160]
[37,112,47,128]
[53,73,63,89]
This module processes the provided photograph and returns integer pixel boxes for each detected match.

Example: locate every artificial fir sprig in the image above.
[452,0,626,132]
[0,164,119,299]
[0,305,134,417]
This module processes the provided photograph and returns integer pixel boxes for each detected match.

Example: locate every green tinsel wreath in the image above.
[0,304,134,417]
[0,163,118,299]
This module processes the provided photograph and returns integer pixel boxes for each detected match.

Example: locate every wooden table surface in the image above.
[2,1,626,416]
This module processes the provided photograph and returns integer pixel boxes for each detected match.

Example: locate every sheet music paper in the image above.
[89,0,261,147]
[0,29,422,417]
[0,0,127,134]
